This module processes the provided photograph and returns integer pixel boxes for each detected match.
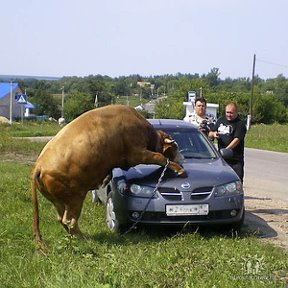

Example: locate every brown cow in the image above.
[31,104,185,248]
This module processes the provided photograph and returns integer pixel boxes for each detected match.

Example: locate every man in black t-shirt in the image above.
[209,102,247,182]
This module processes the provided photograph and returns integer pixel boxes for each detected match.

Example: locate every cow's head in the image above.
[157,130,184,164]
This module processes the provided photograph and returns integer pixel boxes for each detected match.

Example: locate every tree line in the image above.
[6,68,288,123]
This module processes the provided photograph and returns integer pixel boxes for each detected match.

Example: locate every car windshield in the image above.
[164,129,217,159]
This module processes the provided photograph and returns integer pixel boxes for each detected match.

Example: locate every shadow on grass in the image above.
[41,211,280,255]
[79,198,283,246]
[87,220,262,246]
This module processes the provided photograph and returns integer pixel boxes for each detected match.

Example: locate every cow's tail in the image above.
[31,166,48,253]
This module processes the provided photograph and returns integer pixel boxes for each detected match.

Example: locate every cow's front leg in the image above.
[167,159,186,177]
[127,150,186,177]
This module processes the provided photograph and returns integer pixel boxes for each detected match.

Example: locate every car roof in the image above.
[148,119,198,130]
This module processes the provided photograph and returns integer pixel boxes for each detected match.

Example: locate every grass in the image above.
[0,121,61,137]
[0,122,287,287]
[245,124,288,153]
[115,94,145,107]
[0,162,287,287]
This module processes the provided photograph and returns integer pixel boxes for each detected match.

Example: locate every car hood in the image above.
[116,159,239,189]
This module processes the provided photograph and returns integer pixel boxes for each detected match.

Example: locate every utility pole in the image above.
[61,86,65,118]
[199,87,203,98]
[248,54,256,130]
[94,93,98,108]
[9,80,13,124]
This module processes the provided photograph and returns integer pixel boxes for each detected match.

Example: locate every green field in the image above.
[0,161,287,287]
[0,122,287,287]
[245,123,288,153]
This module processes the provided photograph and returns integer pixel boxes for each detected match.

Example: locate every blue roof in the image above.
[25,102,34,109]
[0,82,19,99]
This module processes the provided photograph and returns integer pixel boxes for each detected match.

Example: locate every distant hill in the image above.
[0,74,61,81]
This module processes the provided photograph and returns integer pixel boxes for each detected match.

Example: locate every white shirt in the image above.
[188,112,216,128]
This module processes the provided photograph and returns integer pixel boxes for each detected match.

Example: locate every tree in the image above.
[64,92,94,122]
[28,81,61,118]
[17,71,288,124]
[265,74,288,107]
[206,67,220,88]
[253,93,287,124]
[154,98,185,119]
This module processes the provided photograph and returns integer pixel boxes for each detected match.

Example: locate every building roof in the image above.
[25,102,34,109]
[0,82,19,99]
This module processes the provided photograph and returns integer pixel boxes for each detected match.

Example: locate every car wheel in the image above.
[106,192,118,231]
[105,192,127,233]
[91,190,100,204]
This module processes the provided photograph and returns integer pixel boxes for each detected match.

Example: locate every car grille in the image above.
[190,186,213,200]
[157,187,182,201]
[157,186,213,201]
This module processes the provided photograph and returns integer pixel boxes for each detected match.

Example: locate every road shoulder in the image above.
[244,189,288,250]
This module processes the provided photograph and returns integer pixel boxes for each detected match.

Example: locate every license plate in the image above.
[166,204,209,216]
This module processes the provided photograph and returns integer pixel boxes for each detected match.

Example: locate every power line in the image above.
[257,58,288,69]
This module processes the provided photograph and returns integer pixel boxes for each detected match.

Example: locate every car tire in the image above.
[106,192,127,234]
[231,207,245,231]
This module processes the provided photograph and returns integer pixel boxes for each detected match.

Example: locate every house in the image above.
[137,81,151,88]
[0,82,34,120]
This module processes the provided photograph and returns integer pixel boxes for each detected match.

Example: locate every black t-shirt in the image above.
[214,116,247,162]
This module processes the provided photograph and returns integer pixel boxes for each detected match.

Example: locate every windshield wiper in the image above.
[184,155,217,159]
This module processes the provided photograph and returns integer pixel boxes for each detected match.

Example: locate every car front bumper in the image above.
[113,190,244,227]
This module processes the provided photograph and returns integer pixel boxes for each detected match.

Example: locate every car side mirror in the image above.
[220,148,233,160]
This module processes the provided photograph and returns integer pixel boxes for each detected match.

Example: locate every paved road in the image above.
[244,148,288,202]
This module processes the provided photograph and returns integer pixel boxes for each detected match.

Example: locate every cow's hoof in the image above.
[36,240,49,254]
[177,170,187,178]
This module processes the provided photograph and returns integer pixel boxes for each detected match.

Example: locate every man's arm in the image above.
[208,131,218,140]
[226,137,240,150]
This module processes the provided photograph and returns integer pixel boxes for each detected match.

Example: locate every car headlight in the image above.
[129,184,157,198]
[214,181,243,197]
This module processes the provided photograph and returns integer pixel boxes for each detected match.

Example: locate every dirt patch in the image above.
[1,152,38,165]
[14,136,54,142]
[244,191,288,250]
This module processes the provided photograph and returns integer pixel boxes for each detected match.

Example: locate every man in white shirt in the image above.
[188,98,216,135]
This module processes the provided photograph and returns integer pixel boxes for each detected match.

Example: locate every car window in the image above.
[165,129,217,159]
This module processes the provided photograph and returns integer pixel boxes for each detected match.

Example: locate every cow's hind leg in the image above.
[62,193,87,239]
[53,201,69,233]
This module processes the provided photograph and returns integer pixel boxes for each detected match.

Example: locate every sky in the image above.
[1,0,288,80]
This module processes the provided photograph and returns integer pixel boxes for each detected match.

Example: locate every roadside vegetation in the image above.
[1,121,287,154]
[245,123,288,153]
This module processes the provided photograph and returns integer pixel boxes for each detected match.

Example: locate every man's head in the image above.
[194,98,207,117]
[225,102,238,121]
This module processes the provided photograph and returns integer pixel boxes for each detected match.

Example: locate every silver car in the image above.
[96,119,244,233]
